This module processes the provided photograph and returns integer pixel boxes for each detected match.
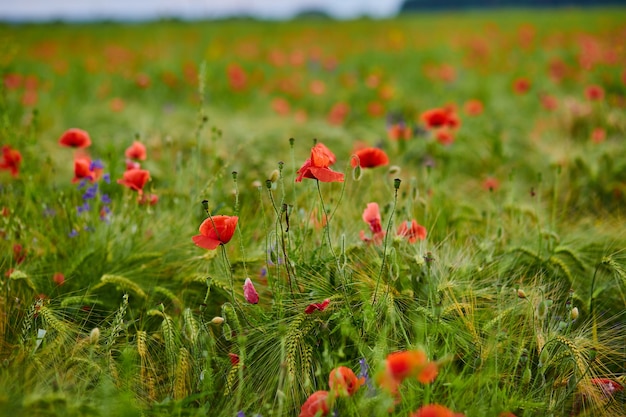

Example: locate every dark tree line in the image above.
[400,0,626,12]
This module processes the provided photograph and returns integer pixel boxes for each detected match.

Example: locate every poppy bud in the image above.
[570,307,579,321]
[352,163,362,181]
[211,316,225,324]
[394,178,401,190]
[522,366,532,385]
[388,165,401,176]
[243,278,259,304]
[89,327,100,344]
[517,289,527,299]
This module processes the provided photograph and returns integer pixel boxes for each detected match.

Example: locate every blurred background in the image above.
[1,0,624,22]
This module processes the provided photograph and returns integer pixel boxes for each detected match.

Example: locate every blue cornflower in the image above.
[101,193,111,204]
[77,202,90,214]
[89,159,104,170]
[102,173,111,184]
[83,183,98,200]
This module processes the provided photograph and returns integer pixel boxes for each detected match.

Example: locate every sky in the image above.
[0,0,405,21]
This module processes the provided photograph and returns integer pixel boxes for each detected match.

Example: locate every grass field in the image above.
[1,8,625,417]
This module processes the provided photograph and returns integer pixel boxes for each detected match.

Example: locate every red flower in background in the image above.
[360,202,386,244]
[0,145,22,177]
[410,404,465,417]
[192,215,238,250]
[377,350,439,394]
[59,128,91,148]
[387,123,413,140]
[13,243,27,264]
[53,272,65,286]
[591,127,606,143]
[117,169,150,193]
[72,156,96,183]
[420,108,450,129]
[296,143,344,183]
[513,77,531,94]
[463,99,484,116]
[304,298,330,314]
[299,391,330,417]
[435,129,455,146]
[327,102,349,125]
[397,220,427,243]
[125,141,147,161]
[227,63,247,91]
[351,147,389,168]
[421,106,460,130]
[540,94,559,111]
[328,366,364,397]
[585,84,604,101]
[228,353,240,366]
[483,177,500,192]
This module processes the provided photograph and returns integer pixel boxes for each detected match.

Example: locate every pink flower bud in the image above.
[243,278,259,304]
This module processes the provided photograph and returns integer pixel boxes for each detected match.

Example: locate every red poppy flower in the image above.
[53,272,65,286]
[13,243,27,264]
[513,77,531,95]
[387,123,413,141]
[360,202,385,244]
[585,84,604,101]
[72,156,95,183]
[329,366,364,397]
[463,99,484,116]
[483,177,500,192]
[540,94,559,111]
[117,169,150,193]
[397,220,427,243]
[59,128,91,148]
[420,108,450,129]
[377,350,440,395]
[137,193,158,206]
[435,129,454,146]
[243,278,259,304]
[327,102,349,125]
[227,63,247,91]
[299,391,330,417]
[590,378,623,395]
[296,143,344,183]
[591,127,606,144]
[0,145,22,177]
[125,141,147,161]
[304,298,330,314]
[410,404,464,417]
[351,147,389,168]
[192,215,238,250]
[228,353,240,366]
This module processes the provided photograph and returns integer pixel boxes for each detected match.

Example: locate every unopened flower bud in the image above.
[570,307,579,321]
[388,165,401,176]
[89,327,100,344]
[211,316,225,324]
[269,169,280,183]
[517,289,527,299]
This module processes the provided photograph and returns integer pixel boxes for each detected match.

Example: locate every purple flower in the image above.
[103,173,111,184]
[101,193,111,204]
[77,202,90,214]
[68,229,79,238]
[89,159,104,170]
[82,183,98,200]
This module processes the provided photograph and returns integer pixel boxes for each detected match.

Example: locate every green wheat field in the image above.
[1,8,625,417]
